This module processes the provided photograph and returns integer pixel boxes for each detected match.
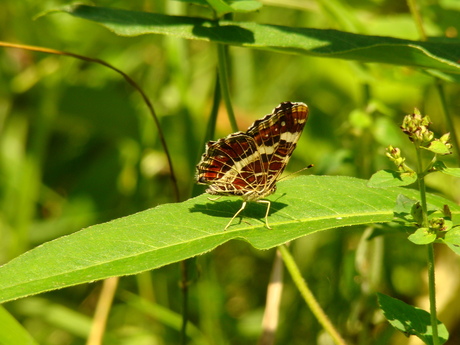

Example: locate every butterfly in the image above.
[196,101,309,229]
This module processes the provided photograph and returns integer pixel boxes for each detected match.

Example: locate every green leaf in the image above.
[52,5,460,74]
[439,167,460,178]
[205,0,234,17]
[0,305,40,345]
[368,169,417,187]
[1,176,459,303]
[230,1,262,13]
[175,0,208,6]
[410,202,423,225]
[408,227,436,245]
[176,0,209,7]
[394,194,418,214]
[443,227,460,255]
[422,140,452,155]
[432,161,460,177]
[377,293,449,345]
[445,227,460,245]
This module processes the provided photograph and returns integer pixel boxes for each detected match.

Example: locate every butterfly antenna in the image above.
[278,164,314,182]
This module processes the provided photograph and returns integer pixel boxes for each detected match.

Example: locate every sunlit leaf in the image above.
[408,227,436,245]
[368,169,417,188]
[1,176,459,303]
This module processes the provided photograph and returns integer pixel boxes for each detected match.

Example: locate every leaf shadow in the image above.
[189,198,288,225]
[192,23,255,44]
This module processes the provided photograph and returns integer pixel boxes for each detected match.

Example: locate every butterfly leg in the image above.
[224,201,247,230]
[257,199,272,229]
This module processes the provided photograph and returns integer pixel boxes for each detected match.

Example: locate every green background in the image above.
[1,0,460,344]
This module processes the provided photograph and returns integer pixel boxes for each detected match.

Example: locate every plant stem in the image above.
[180,260,189,345]
[87,277,119,345]
[278,244,347,345]
[427,243,439,345]
[407,0,427,40]
[415,147,429,227]
[217,43,238,132]
[415,147,440,345]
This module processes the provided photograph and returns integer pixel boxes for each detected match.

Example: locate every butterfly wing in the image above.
[246,102,309,192]
[196,132,261,196]
[196,102,309,200]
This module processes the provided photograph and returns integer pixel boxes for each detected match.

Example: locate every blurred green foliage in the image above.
[1,0,460,344]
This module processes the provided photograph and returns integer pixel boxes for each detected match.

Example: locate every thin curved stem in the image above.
[278,244,347,345]
[0,41,181,202]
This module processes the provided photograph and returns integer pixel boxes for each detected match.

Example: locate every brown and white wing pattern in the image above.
[196,102,309,202]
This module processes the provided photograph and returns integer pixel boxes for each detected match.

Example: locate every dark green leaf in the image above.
[368,169,417,188]
[1,176,459,303]
[52,5,460,73]
[175,0,208,6]
[410,202,423,225]
[377,293,449,345]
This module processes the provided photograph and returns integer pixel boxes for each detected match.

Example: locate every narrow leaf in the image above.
[51,5,460,74]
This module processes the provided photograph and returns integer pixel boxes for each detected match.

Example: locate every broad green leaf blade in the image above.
[368,169,417,187]
[54,5,460,74]
[1,176,459,303]
[0,305,39,345]
[377,293,449,345]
